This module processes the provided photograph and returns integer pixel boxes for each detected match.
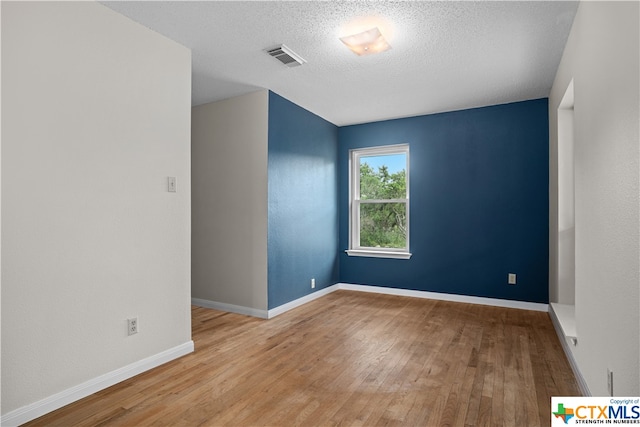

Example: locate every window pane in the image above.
[360,202,407,248]
[359,154,406,200]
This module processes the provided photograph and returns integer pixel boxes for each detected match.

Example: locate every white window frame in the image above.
[346,144,412,259]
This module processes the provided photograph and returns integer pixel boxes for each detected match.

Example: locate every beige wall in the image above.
[549,1,639,394]
[1,0,192,417]
[191,92,269,312]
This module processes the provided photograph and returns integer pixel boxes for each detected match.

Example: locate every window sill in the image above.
[345,249,412,260]
[550,303,577,345]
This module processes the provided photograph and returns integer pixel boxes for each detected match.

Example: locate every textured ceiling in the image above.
[101,1,578,126]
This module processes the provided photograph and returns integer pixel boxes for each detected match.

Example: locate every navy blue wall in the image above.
[267,92,339,309]
[338,99,550,303]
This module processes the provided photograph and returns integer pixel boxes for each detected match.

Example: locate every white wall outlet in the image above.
[168,176,177,192]
[311,278,315,289]
[508,273,517,285]
[128,317,138,336]
[607,369,614,396]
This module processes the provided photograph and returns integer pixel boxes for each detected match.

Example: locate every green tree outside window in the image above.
[359,156,407,249]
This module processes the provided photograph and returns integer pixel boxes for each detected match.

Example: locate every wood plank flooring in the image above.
[25,290,580,426]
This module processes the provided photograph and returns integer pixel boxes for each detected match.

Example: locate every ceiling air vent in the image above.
[266,44,306,68]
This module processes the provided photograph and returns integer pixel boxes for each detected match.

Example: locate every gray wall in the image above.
[191,91,269,313]
[2,1,192,415]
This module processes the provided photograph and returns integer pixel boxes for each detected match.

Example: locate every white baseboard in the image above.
[269,283,548,319]
[267,284,340,318]
[191,297,268,319]
[549,304,591,396]
[337,283,549,312]
[1,341,194,427]
[195,283,549,321]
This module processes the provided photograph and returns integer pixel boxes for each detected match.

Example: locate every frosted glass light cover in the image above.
[340,27,391,56]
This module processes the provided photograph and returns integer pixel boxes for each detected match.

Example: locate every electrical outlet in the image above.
[508,273,517,285]
[607,369,614,396]
[128,317,138,336]
[311,278,316,289]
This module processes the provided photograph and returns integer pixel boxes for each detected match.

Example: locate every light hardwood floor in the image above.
[26,290,580,426]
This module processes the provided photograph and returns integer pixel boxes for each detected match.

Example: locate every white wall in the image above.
[1,1,192,418]
[549,1,639,395]
[191,92,269,312]
[556,82,575,305]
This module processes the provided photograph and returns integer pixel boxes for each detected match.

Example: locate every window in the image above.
[347,144,411,259]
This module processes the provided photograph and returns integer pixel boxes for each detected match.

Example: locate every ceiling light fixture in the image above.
[339,27,391,56]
